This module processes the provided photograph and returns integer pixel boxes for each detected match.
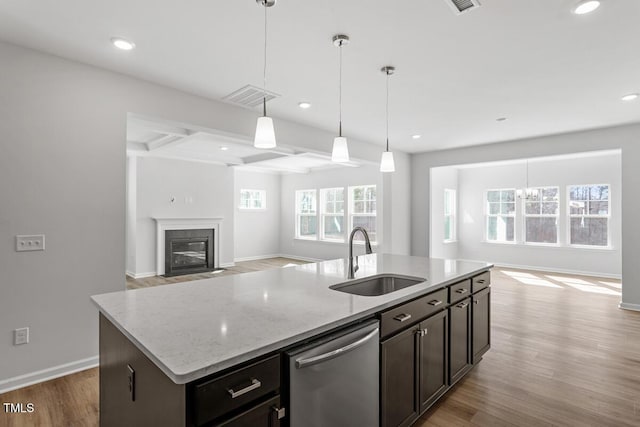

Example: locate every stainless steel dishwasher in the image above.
[286,319,379,427]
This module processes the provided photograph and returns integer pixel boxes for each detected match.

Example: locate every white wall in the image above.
[448,153,621,277]
[234,169,281,260]
[411,124,640,308]
[430,167,459,259]
[133,157,234,276]
[0,41,410,387]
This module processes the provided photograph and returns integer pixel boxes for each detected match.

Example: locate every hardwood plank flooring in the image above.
[126,257,308,289]
[2,267,638,427]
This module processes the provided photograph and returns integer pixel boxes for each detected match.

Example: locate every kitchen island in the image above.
[93,254,492,426]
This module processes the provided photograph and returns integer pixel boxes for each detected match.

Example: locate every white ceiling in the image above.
[127,116,363,173]
[1,0,639,153]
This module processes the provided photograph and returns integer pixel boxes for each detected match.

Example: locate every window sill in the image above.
[294,237,379,247]
[482,240,517,245]
[238,207,266,211]
[443,240,457,244]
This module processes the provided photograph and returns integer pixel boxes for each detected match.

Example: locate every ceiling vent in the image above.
[444,0,481,15]
[222,84,280,108]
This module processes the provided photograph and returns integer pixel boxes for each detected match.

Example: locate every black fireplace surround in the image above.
[164,229,214,277]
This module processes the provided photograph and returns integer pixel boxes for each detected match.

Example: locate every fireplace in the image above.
[164,229,214,277]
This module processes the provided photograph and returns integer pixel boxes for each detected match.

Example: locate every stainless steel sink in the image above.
[330,274,426,296]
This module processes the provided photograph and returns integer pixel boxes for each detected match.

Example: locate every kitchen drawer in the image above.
[192,354,280,426]
[471,271,490,293]
[380,288,447,338]
[449,279,471,304]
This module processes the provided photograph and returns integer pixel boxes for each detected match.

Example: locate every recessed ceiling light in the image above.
[298,102,312,109]
[496,117,507,122]
[220,146,229,151]
[111,37,135,51]
[573,1,600,15]
[621,93,639,102]
[412,134,421,139]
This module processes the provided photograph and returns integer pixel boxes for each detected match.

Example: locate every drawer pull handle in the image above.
[474,300,479,304]
[456,301,469,309]
[428,300,443,306]
[394,313,412,322]
[477,279,486,284]
[228,378,261,398]
[416,328,428,337]
[455,288,468,294]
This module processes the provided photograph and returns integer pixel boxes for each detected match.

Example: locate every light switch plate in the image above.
[16,235,45,252]
[14,327,29,345]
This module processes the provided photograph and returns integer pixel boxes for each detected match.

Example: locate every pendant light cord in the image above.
[262,3,268,116]
[385,70,390,152]
[338,41,343,137]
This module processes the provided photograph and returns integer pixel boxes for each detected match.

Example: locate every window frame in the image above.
[444,189,456,242]
[522,186,560,246]
[348,184,377,244]
[319,187,346,242]
[567,184,611,249]
[238,189,266,210]
[295,189,318,240]
[485,188,516,244]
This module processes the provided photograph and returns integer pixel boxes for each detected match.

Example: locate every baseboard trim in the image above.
[492,263,622,280]
[128,271,156,279]
[220,262,235,268]
[0,356,98,395]
[278,253,324,263]
[619,302,640,312]
[233,254,281,263]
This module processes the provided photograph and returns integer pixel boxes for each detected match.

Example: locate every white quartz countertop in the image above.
[91,254,492,384]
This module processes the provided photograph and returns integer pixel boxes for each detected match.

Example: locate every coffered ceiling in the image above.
[1,0,639,152]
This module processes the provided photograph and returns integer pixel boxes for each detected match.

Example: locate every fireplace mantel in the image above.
[153,217,223,276]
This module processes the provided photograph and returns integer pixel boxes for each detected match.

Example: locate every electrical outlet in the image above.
[16,235,45,252]
[14,327,29,345]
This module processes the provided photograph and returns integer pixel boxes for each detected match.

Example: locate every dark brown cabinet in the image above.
[418,310,448,412]
[216,395,282,427]
[449,298,472,385]
[381,325,420,427]
[472,287,491,364]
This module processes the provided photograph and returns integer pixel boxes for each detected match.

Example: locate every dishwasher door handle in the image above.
[295,328,379,369]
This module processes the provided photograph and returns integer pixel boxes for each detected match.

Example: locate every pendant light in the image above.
[331,34,350,162]
[380,66,396,172]
[254,0,277,149]
[518,159,537,200]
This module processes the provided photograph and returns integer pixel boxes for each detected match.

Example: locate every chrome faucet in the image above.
[348,227,373,279]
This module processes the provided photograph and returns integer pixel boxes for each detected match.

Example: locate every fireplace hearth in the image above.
[164,229,215,277]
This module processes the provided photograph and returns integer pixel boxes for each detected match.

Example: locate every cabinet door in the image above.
[472,287,491,364]
[381,326,419,427]
[449,298,471,385]
[217,395,282,427]
[418,310,448,412]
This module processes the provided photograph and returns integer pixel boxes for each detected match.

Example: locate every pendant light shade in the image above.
[254,0,277,149]
[380,151,395,172]
[332,34,350,163]
[332,136,350,162]
[380,65,396,173]
[255,116,276,148]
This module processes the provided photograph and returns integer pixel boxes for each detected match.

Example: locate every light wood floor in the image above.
[126,257,308,289]
[2,268,638,427]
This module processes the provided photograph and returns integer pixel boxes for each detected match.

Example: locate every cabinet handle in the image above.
[227,378,261,398]
[456,301,469,309]
[428,300,443,306]
[415,328,428,337]
[474,299,479,304]
[393,313,412,322]
[455,288,468,294]
[272,406,286,420]
[476,279,486,284]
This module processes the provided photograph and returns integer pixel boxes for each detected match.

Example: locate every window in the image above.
[320,188,345,241]
[524,187,559,244]
[239,189,266,210]
[349,185,377,243]
[486,189,515,242]
[568,184,609,247]
[444,189,456,242]
[295,190,317,239]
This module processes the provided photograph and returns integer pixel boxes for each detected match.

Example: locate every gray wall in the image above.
[234,169,281,260]
[0,41,410,384]
[411,124,640,307]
